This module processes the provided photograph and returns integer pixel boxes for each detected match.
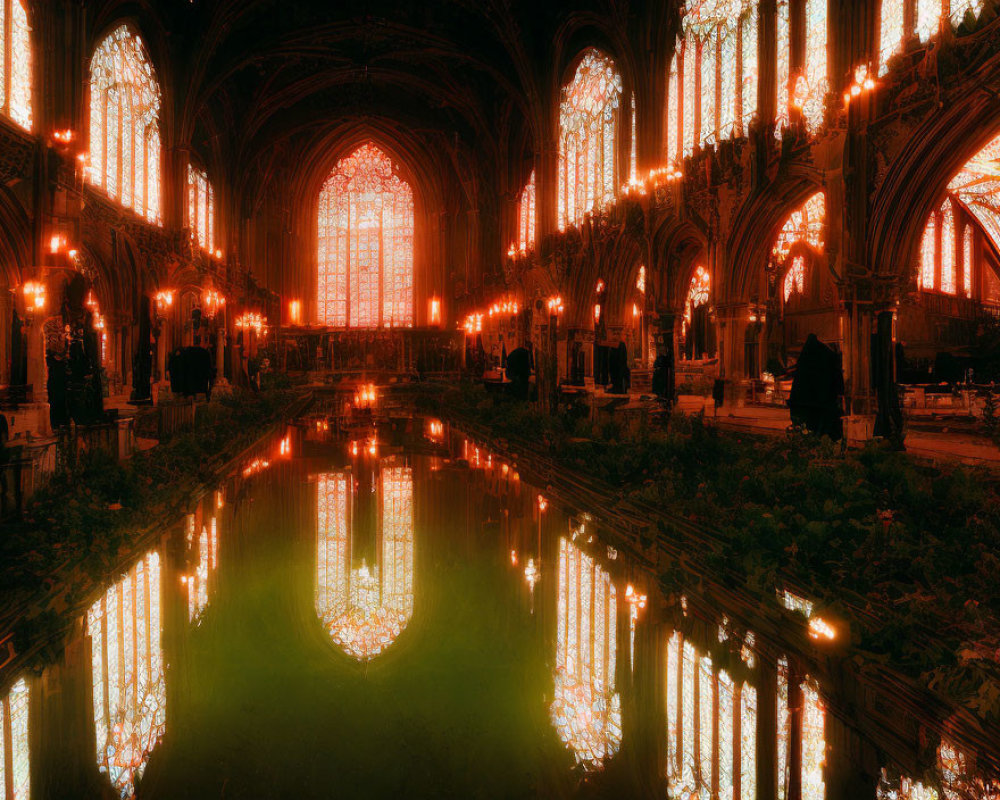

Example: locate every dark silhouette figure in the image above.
[609,341,630,394]
[505,346,531,400]
[788,334,844,440]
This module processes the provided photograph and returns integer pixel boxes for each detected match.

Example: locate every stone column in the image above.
[756,653,779,800]
[823,710,882,800]
[716,303,749,407]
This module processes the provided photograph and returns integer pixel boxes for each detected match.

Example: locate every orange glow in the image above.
[808,616,836,641]
[430,297,441,325]
[537,494,548,512]
[289,299,302,325]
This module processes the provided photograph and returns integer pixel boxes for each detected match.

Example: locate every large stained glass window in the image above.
[773,192,826,261]
[551,536,621,766]
[515,170,535,255]
[0,0,31,130]
[558,49,622,229]
[665,630,757,800]
[187,164,216,254]
[683,264,711,333]
[783,256,806,302]
[87,551,166,798]
[948,132,1000,261]
[88,25,161,223]
[666,1,758,164]
[0,678,30,800]
[800,0,828,132]
[317,144,414,328]
[777,656,790,800]
[776,0,790,132]
[315,464,415,660]
[801,679,826,800]
[879,0,907,74]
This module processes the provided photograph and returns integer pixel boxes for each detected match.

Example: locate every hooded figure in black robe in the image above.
[505,346,531,400]
[788,333,844,440]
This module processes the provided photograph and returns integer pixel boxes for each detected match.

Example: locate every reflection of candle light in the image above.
[289,299,301,325]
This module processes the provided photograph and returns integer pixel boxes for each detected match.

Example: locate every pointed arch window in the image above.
[317,144,414,328]
[666,1,758,164]
[773,192,826,260]
[515,170,535,255]
[0,0,31,130]
[187,164,217,254]
[88,25,162,223]
[783,255,807,301]
[558,49,623,230]
[880,0,985,73]
[918,197,964,295]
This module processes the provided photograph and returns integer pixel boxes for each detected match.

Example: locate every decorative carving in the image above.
[0,122,34,185]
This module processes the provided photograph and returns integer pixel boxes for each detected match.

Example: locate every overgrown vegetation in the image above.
[415,381,1000,723]
[0,386,307,601]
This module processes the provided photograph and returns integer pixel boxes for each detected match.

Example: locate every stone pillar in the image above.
[215,321,226,385]
[756,653,779,800]
[823,710,882,800]
[840,294,876,442]
[716,304,749,406]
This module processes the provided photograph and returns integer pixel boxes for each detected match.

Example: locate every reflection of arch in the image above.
[87,550,166,798]
[550,536,621,767]
[316,461,414,661]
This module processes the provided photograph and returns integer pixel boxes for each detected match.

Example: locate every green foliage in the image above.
[421,382,1000,724]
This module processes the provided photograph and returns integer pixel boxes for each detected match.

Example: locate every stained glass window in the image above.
[784,255,806,302]
[516,170,535,255]
[87,551,165,798]
[949,0,984,28]
[879,0,907,74]
[718,671,735,800]
[317,144,414,328]
[773,192,826,264]
[776,0,790,132]
[963,226,973,297]
[684,264,711,332]
[941,200,956,294]
[630,94,638,182]
[0,0,31,130]
[801,679,826,800]
[948,132,1000,270]
[0,678,30,800]
[681,641,697,790]
[699,654,714,792]
[916,0,941,40]
[800,0,828,132]
[666,633,681,783]
[187,164,216,254]
[88,25,161,223]
[918,198,961,294]
[558,49,622,229]
[551,537,621,766]
[315,464,414,660]
[670,1,757,159]
[877,769,940,800]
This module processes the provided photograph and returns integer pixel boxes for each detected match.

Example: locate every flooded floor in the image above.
[31,414,641,799]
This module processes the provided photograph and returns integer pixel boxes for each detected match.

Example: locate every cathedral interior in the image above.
[0,0,1000,798]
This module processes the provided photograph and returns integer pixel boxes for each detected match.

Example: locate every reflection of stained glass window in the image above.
[877,769,940,800]
[784,256,806,302]
[316,464,415,660]
[777,656,790,800]
[0,678,30,800]
[185,513,219,623]
[187,164,216,253]
[88,551,165,798]
[89,25,161,223]
[801,679,826,800]
[551,537,621,767]
[558,49,622,229]
[0,0,32,130]
[665,630,757,800]
[317,144,414,328]
[740,684,757,800]
[516,170,536,254]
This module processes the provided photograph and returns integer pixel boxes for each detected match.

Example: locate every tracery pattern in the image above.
[801,680,826,800]
[683,265,711,330]
[89,25,161,223]
[879,0,906,74]
[666,0,758,162]
[551,536,621,766]
[777,656,790,800]
[0,0,31,130]
[773,192,826,262]
[664,631,758,800]
[187,164,216,254]
[516,170,535,254]
[315,464,414,660]
[87,551,165,798]
[948,133,1000,265]
[918,198,963,295]
[800,0,828,132]
[317,144,414,327]
[558,49,622,229]
[776,0,790,132]
[0,678,30,800]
